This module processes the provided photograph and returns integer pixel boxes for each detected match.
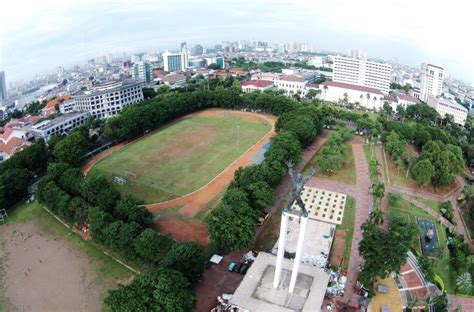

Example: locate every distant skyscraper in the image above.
[132,62,153,84]
[162,44,189,72]
[0,71,7,103]
[192,44,204,56]
[420,63,444,101]
[107,53,114,63]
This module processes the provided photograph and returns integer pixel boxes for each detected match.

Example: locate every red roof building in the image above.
[241,80,275,93]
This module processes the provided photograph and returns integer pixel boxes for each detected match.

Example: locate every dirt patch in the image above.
[154,218,209,245]
[0,222,104,312]
[329,229,347,269]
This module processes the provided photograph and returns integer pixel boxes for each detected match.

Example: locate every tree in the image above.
[456,272,472,294]
[104,269,195,312]
[371,182,385,208]
[134,229,172,264]
[282,115,317,146]
[383,102,392,117]
[411,159,435,186]
[207,202,256,251]
[406,296,419,312]
[161,242,206,285]
[384,131,406,160]
[402,150,418,178]
[114,199,153,228]
[359,217,417,290]
[0,169,32,209]
[397,105,406,123]
[264,131,302,165]
[306,88,320,100]
[369,208,384,225]
[245,181,275,210]
[54,131,88,166]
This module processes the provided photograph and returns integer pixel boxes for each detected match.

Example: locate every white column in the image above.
[289,216,308,293]
[273,212,289,288]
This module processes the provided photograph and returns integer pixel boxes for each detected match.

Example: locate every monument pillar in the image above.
[273,211,289,288]
[289,215,308,293]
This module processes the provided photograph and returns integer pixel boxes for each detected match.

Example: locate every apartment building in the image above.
[333,55,392,93]
[72,79,143,119]
[426,95,467,125]
[30,112,90,142]
[420,63,444,101]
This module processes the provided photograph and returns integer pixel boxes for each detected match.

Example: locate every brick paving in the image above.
[307,140,373,303]
[448,294,474,311]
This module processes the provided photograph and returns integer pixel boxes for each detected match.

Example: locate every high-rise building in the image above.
[132,62,153,84]
[162,50,189,72]
[420,63,444,101]
[333,55,392,93]
[0,71,7,103]
[192,44,204,56]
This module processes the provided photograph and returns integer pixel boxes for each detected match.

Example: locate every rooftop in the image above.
[32,111,89,131]
[427,64,444,70]
[398,93,420,103]
[322,81,384,95]
[230,252,330,312]
[74,79,142,96]
[241,80,274,88]
[279,75,306,82]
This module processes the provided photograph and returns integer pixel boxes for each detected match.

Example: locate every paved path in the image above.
[374,145,389,230]
[307,140,373,302]
[448,294,474,311]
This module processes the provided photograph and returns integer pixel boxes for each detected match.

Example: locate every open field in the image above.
[384,150,459,196]
[88,109,272,204]
[329,196,356,271]
[303,142,356,185]
[387,194,456,293]
[0,201,135,311]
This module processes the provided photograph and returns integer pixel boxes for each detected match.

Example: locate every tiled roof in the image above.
[322,81,383,95]
[398,93,420,103]
[0,137,29,157]
[241,80,274,88]
[279,75,305,82]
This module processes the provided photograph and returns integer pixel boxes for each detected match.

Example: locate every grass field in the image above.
[387,194,456,293]
[303,143,356,185]
[89,111,271,204]
[329,196,356,271]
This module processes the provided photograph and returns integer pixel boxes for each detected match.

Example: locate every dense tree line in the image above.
[0,139,48,210]
[316,128,352,173]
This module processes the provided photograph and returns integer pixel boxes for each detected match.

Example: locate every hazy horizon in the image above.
[1,0,473,85]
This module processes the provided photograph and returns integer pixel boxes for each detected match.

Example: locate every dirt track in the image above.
[82,109,276,245]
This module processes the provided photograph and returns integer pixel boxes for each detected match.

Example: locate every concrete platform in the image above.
[230,252,330,312]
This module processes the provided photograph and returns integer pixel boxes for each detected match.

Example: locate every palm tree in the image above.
[406,296,419,312]
[424,295,435,309]
[456,272,472,294]
[323,85,328,99]
[371,182,385,209]
[366,93,371,108]
[343,92,349,106]
[369,208,384,225]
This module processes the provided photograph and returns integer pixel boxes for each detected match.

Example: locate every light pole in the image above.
[237,123,240,151]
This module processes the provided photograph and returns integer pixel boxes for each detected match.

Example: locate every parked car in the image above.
[228,262,236,271]
[239,264,250,274]
[257,211,269,226]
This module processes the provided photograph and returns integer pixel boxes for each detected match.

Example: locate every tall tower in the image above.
[420,63,444,101]
[273,163,316,293]
[0,71,7,103]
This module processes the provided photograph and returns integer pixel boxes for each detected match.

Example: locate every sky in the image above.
[0,0,473,85]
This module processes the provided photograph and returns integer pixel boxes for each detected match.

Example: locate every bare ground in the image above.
[0,222,104,312]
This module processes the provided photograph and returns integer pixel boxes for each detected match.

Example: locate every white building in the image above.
[420,63,444,101]
[162,50,189,72]
[319,81,385,110]
[333,55,392,93]
[241,80,275,93]
[31,111,90,142]
[276,76,307,96]
[72,79,143,119]
[59,100,76,114]
[426,95,467,125]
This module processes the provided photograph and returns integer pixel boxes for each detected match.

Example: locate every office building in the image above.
[318,81,385,111]
[132,62,153,84]
[426,95,467,125]
[162,47,189,73]
[420,63,444,101]
[241,80,275,93]
[31,112,90,142]
[192,44,204,56]
[0,71,7,103]
[72,79,143,119]
[204,56,225,69]
[333,55,392,93]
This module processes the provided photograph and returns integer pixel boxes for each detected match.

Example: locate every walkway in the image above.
[307,139,373,303]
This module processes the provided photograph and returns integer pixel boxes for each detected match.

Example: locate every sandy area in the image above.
[0,222,103,312]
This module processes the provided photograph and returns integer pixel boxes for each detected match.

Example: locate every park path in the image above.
[307,137,373,303]
[374,145,389,230]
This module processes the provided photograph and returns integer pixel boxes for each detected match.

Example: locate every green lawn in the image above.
[89,113,271,204]
[304,143,356,184]
[2,201,135,288]
[364,144,380,183]
[387,194,456,293]
[329,196,356,271]
[414,196,441,213]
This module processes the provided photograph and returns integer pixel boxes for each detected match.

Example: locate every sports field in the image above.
[88,109,271,204]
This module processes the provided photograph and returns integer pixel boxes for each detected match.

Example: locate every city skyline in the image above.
[1,0,473,85]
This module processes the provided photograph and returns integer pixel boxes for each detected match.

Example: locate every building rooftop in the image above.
[323,81,384,95]
[73,79,142,96]
[32,111,89,131]
[241,80,274,88]
[230,252,330,312]
[280,75,306,82]
[398,93,420,103]
[427,64,444,70]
